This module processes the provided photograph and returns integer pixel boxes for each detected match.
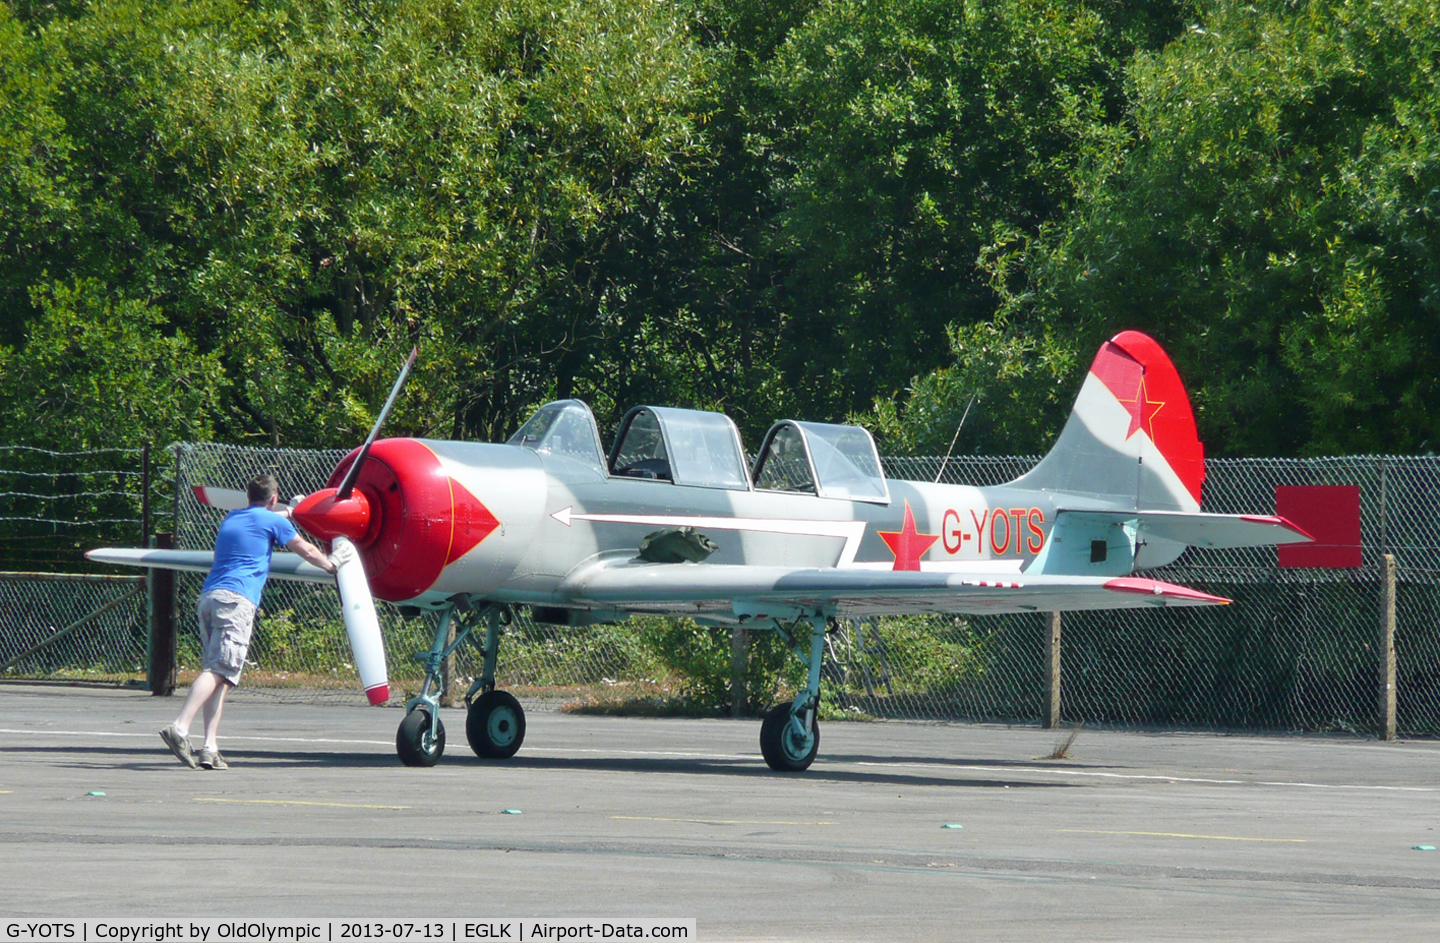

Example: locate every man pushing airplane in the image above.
[86,334,1312,772]
[159,473,348,769]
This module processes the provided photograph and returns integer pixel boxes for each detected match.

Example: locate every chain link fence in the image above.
[0,572,148,683]
[885,455,1440,735]
[2,441,1436,736]
[0,445,168,572]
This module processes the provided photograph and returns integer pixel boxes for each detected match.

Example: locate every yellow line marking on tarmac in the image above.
[195,798,409,810]
[1060,829,1305,843]
[611,815,834,826]
[0,790,12,794]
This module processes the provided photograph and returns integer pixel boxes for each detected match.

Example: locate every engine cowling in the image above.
[293,438,545,603]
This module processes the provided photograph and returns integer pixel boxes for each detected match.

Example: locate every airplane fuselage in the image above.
[336,437,1144,618]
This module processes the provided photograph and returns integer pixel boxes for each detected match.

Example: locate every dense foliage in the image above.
[1,0,1435,457]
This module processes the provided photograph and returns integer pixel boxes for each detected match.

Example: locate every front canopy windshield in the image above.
[794,421,889,503]
[610,406,750,490]
[610,408,671,480]
[753,423,816,494]
[506,400,605,471]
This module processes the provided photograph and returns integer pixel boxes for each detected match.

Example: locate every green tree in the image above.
[4,0,715,447]
[1002,0,1440,455]
[753,0,1171,429]
[0,278,222,448]
[0,4,76,347]
[861,318,1079,455]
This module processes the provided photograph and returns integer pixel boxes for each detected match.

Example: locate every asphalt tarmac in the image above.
[0,683,1437,941]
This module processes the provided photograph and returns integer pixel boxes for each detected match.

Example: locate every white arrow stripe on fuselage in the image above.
[551,506,868,566]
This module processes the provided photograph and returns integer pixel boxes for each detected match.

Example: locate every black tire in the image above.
[396,709,445,767]
[759,703,819,772]
[466,690,526,759]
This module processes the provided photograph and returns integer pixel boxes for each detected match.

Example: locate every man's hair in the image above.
[247,473,279,506]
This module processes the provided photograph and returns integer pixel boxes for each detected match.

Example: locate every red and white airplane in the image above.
[91,332,1310,770]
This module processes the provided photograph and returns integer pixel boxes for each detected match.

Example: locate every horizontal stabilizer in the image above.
[1028,509,1311,576]
[85,547,333,583]
[1116,510,1312,549]
[1056,508,1312,550]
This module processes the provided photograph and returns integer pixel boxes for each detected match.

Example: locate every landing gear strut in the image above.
[463,607,526,758]
[397,600,526,767]
[758,612,830,772]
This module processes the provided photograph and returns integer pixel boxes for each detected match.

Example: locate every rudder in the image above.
[1013,331,1205,513]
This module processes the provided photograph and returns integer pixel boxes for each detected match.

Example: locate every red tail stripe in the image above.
[1088,331,1206,506]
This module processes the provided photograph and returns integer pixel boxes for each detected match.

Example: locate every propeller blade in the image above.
[194,487,309,514]
[336,346,419,501]
[331,536,389,706]
[191,486,248,511]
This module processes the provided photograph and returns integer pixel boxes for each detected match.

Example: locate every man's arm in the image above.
[287,535,338,574]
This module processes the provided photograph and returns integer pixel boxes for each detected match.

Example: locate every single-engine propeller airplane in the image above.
[90,331,1311,770]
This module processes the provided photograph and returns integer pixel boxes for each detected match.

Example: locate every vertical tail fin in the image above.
[1013,331,1205,513]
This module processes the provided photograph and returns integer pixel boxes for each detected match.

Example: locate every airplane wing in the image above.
[557,557,1229,621]
[85,548,334,584]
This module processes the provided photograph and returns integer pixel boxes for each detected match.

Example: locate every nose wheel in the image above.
[396,708,446,767]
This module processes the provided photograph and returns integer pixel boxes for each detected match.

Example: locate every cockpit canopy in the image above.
[753,420,890,503]
[508,400,888,501]
[609,406,750,490]
[506,400,607,471]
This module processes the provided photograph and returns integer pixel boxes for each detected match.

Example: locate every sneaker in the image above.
[159,724,197,769]
[198,748,227,770]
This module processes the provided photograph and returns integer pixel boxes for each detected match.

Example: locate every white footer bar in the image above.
[2,921,697,943]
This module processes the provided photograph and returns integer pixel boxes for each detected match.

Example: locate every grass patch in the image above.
[1044,725,1082,760]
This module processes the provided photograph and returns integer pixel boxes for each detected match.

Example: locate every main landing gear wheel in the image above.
[397,709,445,767]
[467,690,526,759]
[759,703,819,772]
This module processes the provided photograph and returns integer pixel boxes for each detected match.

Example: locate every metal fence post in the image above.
[1045,612,1061,728]
[141,443,151,549]
[1380,553,1397,740]
[146,532,177,696]
[172,445,182,548]
[731,626,748,718]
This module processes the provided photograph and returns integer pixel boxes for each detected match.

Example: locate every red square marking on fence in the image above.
[1276,485,1362,568]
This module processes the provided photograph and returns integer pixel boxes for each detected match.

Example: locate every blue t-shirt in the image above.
[200,506,298,606]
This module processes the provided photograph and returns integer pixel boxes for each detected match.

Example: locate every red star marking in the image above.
[1115,375,1166,441]
[878,501,940,572]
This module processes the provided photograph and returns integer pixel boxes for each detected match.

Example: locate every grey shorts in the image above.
[197,589,257,685]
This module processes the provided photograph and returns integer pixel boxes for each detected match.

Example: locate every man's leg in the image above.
[161,671,218,768]
[201,679,231,751]
[175,590,224,739]
[172,590,250,769]
[174,671,220,735]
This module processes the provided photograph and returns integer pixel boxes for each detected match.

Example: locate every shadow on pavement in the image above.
[5,742,1074,788]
